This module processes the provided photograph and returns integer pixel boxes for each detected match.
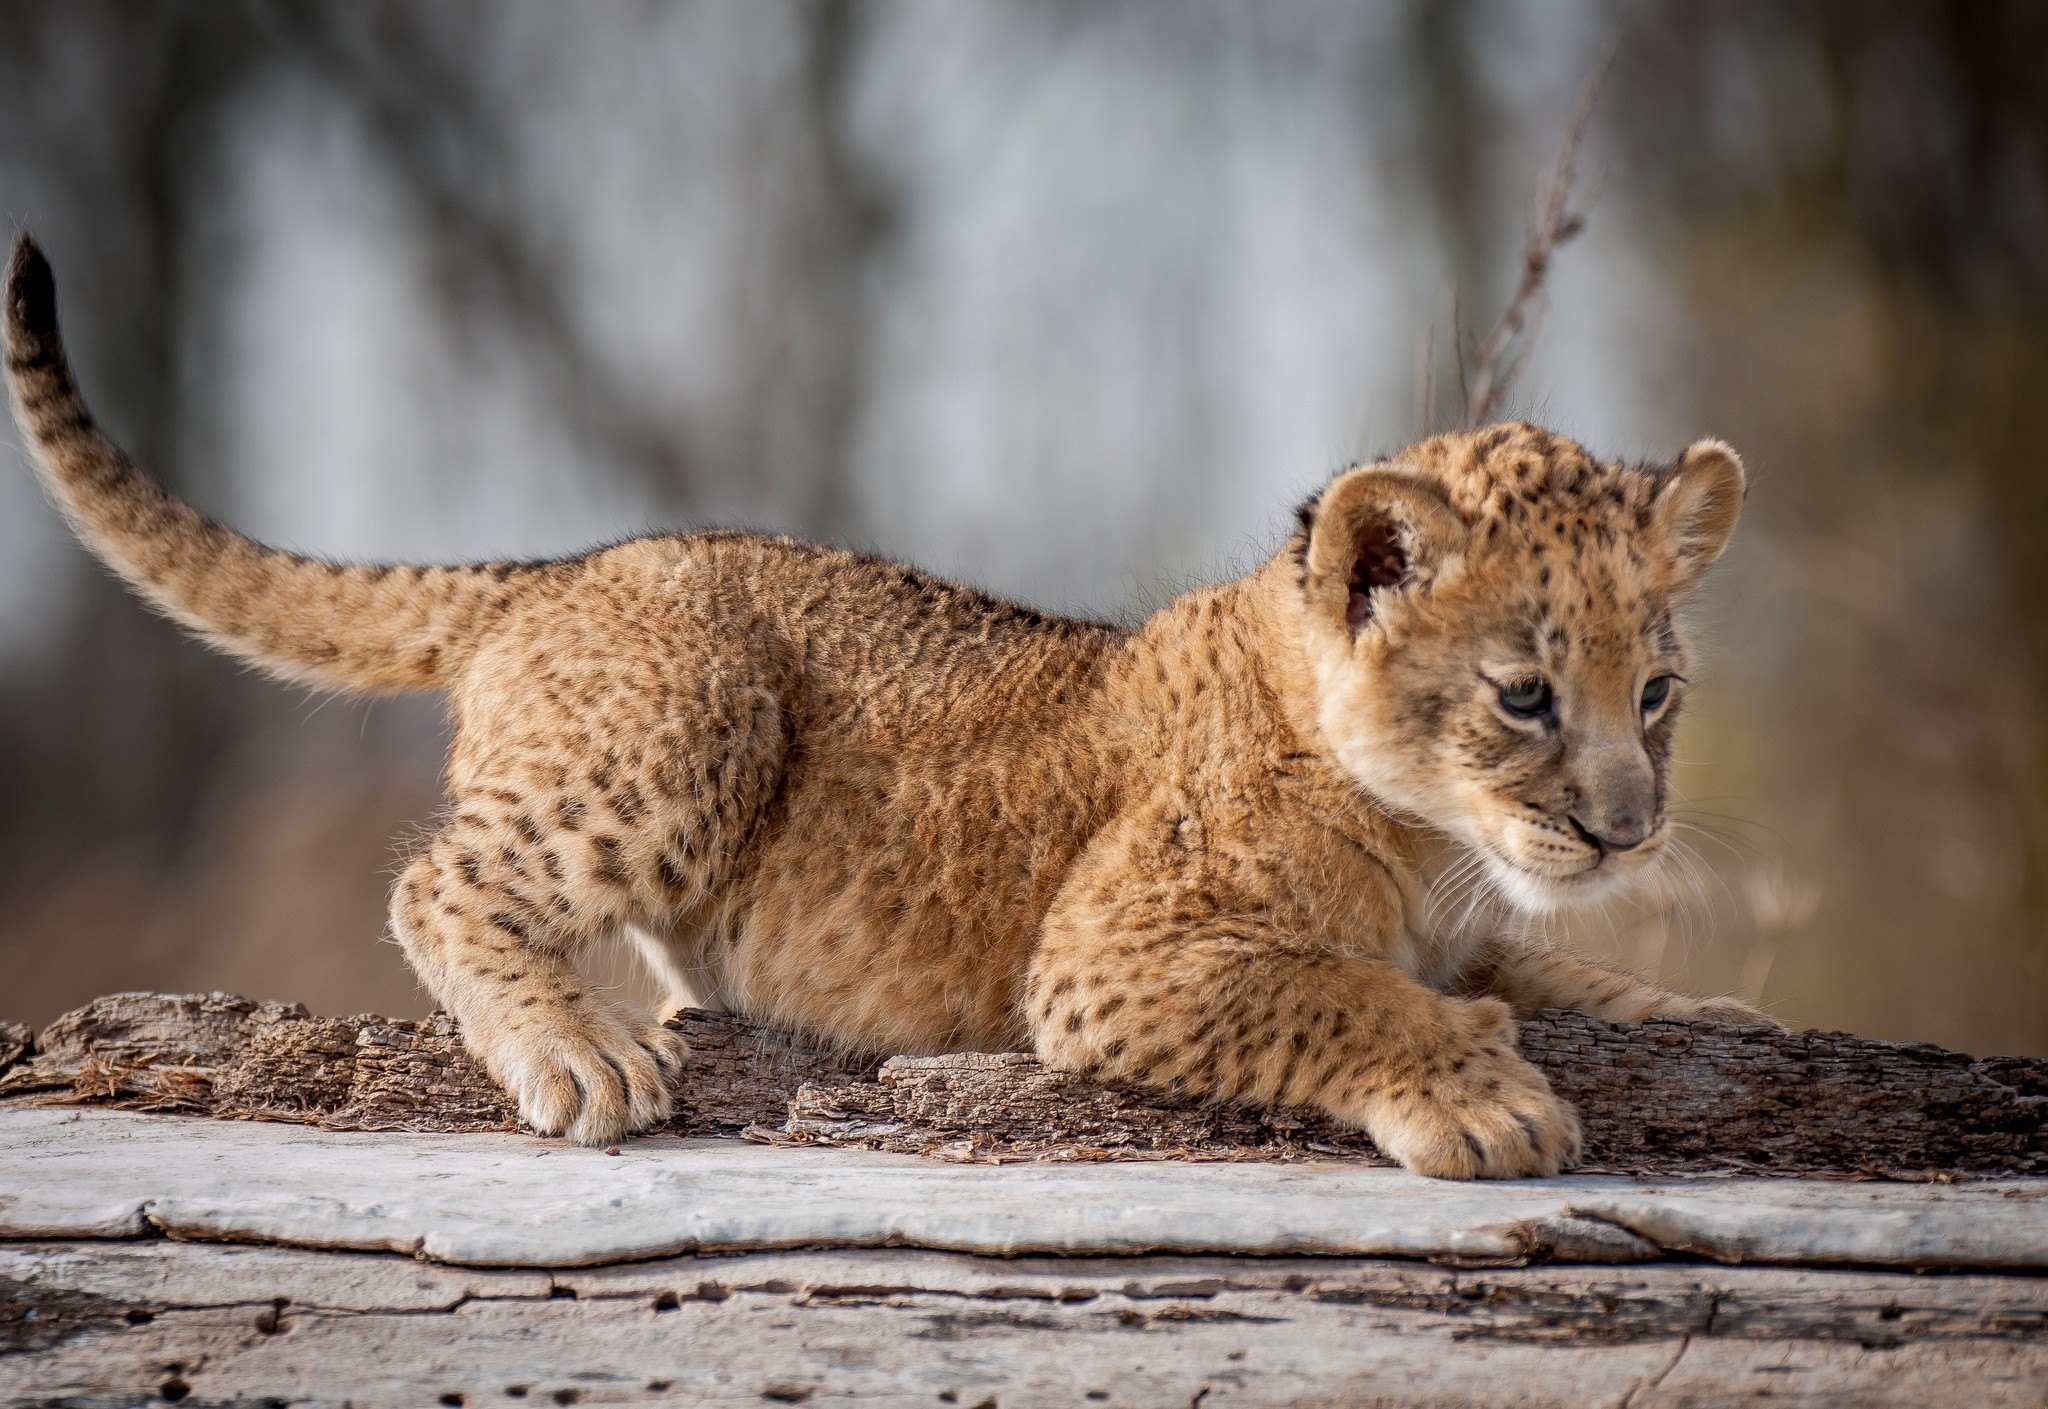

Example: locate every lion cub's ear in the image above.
[1302,466,1467,637]
[1653,439,1747,592]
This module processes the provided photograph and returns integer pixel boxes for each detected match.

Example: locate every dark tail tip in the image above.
[5,236,57,356]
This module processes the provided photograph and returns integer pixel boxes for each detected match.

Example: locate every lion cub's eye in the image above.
[1497,678,1553,719]
[1640,675,1674,713]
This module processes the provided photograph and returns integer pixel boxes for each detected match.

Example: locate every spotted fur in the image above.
[6,237,1764,1177]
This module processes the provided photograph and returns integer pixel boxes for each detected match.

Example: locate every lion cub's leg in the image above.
[1031,852,1581,1179]
[393,833,684,1145]
[1461,939,1774,1026]
[392,671,785,1145]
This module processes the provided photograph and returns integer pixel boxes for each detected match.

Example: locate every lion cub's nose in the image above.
[1568,810,1649,854]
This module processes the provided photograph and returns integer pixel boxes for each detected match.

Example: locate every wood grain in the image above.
[5,1241,2046,1408]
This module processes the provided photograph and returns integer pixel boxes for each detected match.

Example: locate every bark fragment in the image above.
[2,991,2042,1178]
[0,1021,28,1075]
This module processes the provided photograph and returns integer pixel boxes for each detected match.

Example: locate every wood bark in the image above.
[5,1241,2046,1408]
[1,991,2042,1178]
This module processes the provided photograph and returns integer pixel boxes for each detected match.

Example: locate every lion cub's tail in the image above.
[5,237,546,694]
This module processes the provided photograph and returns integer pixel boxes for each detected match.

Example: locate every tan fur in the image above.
[6,238,1768,1177]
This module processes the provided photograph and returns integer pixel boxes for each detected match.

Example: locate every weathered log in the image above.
[6,1241,2047,1409]
[763,1020,2048,1177]
[1,991,2042,1178]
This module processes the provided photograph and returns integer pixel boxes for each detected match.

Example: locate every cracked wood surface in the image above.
[7,1107,2048,1271]
[1,990,2043,1178]
[4,1241,2046,1408]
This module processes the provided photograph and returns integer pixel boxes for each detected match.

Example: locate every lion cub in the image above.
[7,237,1765,1178]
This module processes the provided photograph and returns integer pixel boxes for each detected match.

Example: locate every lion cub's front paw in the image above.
[463,995,688,1145]
[1647,993,1783,1028]
[1364,998,1582,1180]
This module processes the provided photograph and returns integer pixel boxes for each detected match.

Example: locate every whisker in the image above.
[1668,817,1764,861]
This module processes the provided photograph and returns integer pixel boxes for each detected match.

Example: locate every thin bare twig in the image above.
[1460,55,1611,429]
[1416,320,1438,436]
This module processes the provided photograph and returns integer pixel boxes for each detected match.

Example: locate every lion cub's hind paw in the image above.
[488,1005,689,1146]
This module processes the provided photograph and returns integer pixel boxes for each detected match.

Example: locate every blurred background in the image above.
[1,1,2043,1055]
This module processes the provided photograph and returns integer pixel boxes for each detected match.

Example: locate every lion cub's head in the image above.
[1292,423,1745,914]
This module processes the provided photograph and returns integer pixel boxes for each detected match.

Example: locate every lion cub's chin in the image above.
[1485,848,1658,917]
